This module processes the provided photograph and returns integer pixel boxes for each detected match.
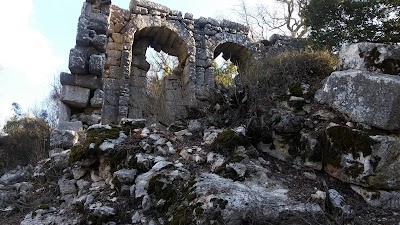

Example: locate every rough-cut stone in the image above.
[69,48,88,75]
[57,121,83,132]
[351,185,400,209]
[61,85,90,108]
[113,169,137,183]
[76,16,91,46]
[0,166,30,185]
[338,42,400,75]
[60,72,102,90]
[316,70,400,131]
[58,102,71,122]
[89,54,105,76]
[58,177,77,196]
[324,124,400,190]
[50,129,79,149]
[92,34,108,52]
[88,13,109,35]
[195,173,321,224]
[91,89,104,108]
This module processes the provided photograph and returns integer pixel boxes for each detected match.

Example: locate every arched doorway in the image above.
[129,26,191,124]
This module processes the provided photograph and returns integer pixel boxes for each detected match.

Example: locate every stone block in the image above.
[315,70,400,131]
[131,57,150,71]
[61,85,90,108]
[108,42,123,51]
[58,102,71,122]
[89,54,105,76]
[76,16,91,47]
[324,124,400,190]
[57,121,83,132]
[101,104,119,124]
[69,48,88,75]
[60,72,102,89]
[111,33,124,44]
[109,66,123,79]
[338,42,400,75]
[106,57,120,66]
[108,50,122,59]
[104,78,122,91]
[88,13,109,35]
[91,89,104,108]
[184,13,193,20]
[92,34,108,52]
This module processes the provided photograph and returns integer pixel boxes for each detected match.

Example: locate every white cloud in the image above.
[0,0,62,84]
[0,0,63,128]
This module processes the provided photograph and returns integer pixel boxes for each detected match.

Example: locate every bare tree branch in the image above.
[232,0,309,40]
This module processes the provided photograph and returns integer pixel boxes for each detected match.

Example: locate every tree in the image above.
[1,116,51,169]
[213,60,238,88]
[233,0,309,40]
[304,0,400,49]
[11,102,23,118]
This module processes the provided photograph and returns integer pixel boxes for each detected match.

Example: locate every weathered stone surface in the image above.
[61,85,90,108]
[89,54,105,76]
[58,102,71,122]
[88,13,109,35]
[60,72,102,90]
[113,169,137,183]
[195,173,321,224]
[91,89,104,108]
[76,16,91,46]
[57,121,83,132]
[58,177,77,196]
[323,124,400,190]
[338,42,400,75]
[315,70,400,131]
[69,48,88,75]
[92,34,108,52]
[351,185,400,209]
[0,166,30,185]
[50,129,79,149]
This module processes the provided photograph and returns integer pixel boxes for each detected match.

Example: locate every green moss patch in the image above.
[69,126,121,164]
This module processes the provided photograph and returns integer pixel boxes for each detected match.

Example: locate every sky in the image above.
[0,0,270,128]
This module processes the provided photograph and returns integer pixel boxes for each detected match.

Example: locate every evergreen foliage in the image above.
[304,0,400,49]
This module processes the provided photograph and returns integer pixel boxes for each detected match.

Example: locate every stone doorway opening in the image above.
[129,26,191,124]
[214,42,253,73]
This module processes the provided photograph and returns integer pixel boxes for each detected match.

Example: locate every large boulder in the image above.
[338,42,400,75]
[323,124,400,190]
[61,85,90,108]
[315,70,400,131]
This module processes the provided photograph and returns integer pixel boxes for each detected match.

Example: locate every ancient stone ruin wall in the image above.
[58,0,264,129]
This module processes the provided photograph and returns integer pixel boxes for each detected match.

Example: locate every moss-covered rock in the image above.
[69,126,121,164]
[213,130,249,156]
[323,124,400,190]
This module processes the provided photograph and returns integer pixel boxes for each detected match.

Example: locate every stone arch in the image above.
[126,19,196,123]
[213,42,253,73]
[204,32,256,88]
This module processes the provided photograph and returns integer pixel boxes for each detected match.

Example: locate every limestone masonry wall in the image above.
[58,0,296,129]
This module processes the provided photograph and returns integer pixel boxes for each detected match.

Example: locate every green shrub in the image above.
[239,49,337,111]
[0,117,51,172]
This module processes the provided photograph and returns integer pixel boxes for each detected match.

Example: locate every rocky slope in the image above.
[2,42,400,225]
